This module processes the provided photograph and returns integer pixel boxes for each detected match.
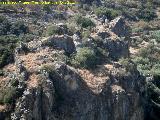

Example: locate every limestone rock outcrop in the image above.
[9,62,145,120]
[0,14,145,120]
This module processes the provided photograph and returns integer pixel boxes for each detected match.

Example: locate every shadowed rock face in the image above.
[103,38,129,60]
[109,16,130,37]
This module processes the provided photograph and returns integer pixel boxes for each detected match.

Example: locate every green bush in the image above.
[151,30,160,43]
[0,87,17,104]
[0,16,29,36]
[0,35,19,68]
[75,15,95,28]
[119,58,135,72]
[10,21,29,36]
[151,64,160,76]
[70,47,97,69]
[137,8,157,21]
[20,33,36,43]
[46,25,61,36]
[82,30,91,39]
[3,87,17,104]
[139,47,151,58]
[94,7,121,20]
[132,43,160,76]
[0,15,11,35]
[133,57,150,65]
[46,24,69,36]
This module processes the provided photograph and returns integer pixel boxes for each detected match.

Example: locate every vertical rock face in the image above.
[103,38,129,60]
[11,62,144,120]
[11,73,56,120]
[109,16,130,37]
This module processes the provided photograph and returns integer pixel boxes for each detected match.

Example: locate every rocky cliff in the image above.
[0,16,146,120]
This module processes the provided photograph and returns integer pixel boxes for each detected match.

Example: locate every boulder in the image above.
[103,38,129,60]
[109,16,130,37]
[42,35,76,54]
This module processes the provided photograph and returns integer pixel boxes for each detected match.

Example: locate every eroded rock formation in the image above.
[0,16,145,120]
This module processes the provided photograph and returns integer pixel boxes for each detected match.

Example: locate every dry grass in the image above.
[19,47,54,72]
[78,65,110,94]
[3,64,16,73]
[18,47,56,88]
[0,76,10,81]
[27,73,39,88]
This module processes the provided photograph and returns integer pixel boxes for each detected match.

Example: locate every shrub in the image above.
[10,21,29,36]
[82,30,91,39]
[0,87,17,104]
[46,24,69,36]
[94,7,121,20]
[43,5,52,13]
[139,47,151,58]
[3,87,17,104]
[133,57,150,65]
[70,47,97,69]
[137,8,157,21]
[151,64,160,76]
[40,64,54,74]
[75,15,95,28]
[67,23,77,36]
[20,33,36,42]
[0,35,19,68]
[119,58,135,72]
[46,25,61,36]
[0,49,13,68]
[151,30,160,43]
[0,15,11,35]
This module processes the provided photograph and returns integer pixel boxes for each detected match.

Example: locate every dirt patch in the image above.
[3,64,16,73]
[129,47,139,55]
[111,85,124,93]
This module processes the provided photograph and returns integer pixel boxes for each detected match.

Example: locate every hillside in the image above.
[0,0,160,120]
